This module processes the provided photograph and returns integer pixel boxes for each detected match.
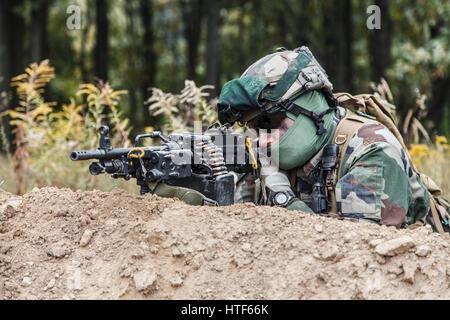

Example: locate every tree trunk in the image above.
[0,1,11,95]
[332,0,353,92]
[140,0,157,126]
[124,0,139,127]
[204,0,222,97]
[80,3,94,83]
[428,17,450,133]
[0,0,26,152]
[95,0,109,82]
[320,0,353,92]
[429,76,450,133]
[181,0,203,83]
[368,0,391,83]
[30,0,49,63]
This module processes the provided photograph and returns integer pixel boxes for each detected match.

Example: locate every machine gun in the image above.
[70,124,257,206]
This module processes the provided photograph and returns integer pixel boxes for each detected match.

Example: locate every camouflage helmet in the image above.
[217,46,336,134]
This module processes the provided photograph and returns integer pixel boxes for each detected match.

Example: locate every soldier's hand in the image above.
[148,182,214,206]
[286,199,314,213]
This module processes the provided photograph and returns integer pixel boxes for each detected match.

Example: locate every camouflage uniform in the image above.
[236,106,431,229]
[218,46,431,228]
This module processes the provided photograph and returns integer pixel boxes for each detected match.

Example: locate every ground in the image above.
[0,187,449,300]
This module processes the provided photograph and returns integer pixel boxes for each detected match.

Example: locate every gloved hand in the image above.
[286,199,314,213]
[147,182,215,206]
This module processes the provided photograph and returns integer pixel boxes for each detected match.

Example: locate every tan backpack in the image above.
[328,92,450,234]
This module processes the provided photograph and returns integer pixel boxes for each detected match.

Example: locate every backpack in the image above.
[328,92,450,234]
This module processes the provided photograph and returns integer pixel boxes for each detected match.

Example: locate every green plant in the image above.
[1,60,137,194]
[146,80,217,136]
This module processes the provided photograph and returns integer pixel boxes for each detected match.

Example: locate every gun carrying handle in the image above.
[135,132,169,146]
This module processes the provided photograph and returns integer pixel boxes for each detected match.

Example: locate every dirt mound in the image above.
[0,186,449,300]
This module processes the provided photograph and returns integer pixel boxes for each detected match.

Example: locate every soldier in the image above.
[216,46,430,229]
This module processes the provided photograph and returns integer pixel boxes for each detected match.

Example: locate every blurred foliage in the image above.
[146,80,216,135]
[409,136,450,198]
[1,0,445,136]
[0,60,137,195]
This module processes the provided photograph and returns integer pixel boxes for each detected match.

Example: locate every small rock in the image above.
[0,205,16,220]
[79,229,94,247]
[22,277,32,287]
[415,245,431,257]
[44,279,56,291]
[84,252,94,260]
[343,232,355,243]
[4,281,17,291]
[139,241,149,251]
[55,208,69,217]
[314,224,323,233]
[241,243,252,252]
[375,236,415,257]
[150,246,159,254]
[191,255,203,270]
[369,239,383,248]
[0,244,12,254]
[172,248,183,257]
[46,244,69,258]
[387,262,403,276]
[131,248,145,259]
[133,268,157,293]
[170,275,184,287]
[402,262,418,284]
[375,255,386,265]
[321,246,342,262]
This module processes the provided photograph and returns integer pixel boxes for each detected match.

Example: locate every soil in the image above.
[0,187,449,300]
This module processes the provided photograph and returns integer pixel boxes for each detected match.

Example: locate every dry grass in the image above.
[409,136,450,199]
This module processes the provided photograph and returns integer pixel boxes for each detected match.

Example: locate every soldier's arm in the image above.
[335,139,430,228]
[261,169,314,213]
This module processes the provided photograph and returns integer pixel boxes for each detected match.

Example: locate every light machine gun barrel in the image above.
[70,125,256,206]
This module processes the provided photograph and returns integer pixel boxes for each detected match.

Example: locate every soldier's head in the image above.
[217,46,339,170]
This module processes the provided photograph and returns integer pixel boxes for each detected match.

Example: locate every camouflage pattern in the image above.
[240,47,333,103]
[234,173,257,204]
[235,107,430,228]
[334,114,430,227]
[218,47,334,125]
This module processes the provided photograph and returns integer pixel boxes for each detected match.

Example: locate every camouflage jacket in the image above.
[235,107,431,228]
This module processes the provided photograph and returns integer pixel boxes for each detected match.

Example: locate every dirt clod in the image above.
[133,268,157,293]
[46,243,69,258]
[374,236,415,257]
[79,229,94,247]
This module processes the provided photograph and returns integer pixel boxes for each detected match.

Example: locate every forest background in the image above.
[0,0,449,196]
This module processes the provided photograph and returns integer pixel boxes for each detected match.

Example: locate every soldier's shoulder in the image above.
[345,121,404,156]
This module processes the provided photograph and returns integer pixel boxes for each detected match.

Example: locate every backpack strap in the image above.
[327,109,377,215]
[429,197,445,234]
